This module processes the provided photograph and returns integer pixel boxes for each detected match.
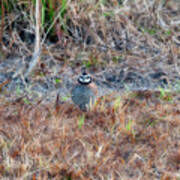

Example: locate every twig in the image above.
[24,0,41,78]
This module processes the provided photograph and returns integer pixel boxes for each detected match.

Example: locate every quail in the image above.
[71,67,97,111]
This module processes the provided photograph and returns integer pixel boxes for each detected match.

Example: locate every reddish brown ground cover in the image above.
[0,0,180,179]
[0,91,179,179]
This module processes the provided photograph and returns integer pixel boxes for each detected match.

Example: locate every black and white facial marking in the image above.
[78,74,92,85]
[78,67,92,85]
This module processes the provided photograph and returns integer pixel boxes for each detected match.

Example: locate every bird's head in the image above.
[78,67,92,85]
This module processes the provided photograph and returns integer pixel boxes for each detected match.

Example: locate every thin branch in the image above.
[25,0,41,78]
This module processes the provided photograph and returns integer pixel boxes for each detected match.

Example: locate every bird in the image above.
[71,67,97,111]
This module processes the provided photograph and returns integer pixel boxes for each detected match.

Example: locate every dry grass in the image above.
[0,0,180,179]
[0,91,179,179]
[2,0,180,74]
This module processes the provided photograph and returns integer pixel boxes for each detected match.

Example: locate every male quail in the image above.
[71,67,97,111]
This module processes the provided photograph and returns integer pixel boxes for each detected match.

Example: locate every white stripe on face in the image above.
[78,74,91,84]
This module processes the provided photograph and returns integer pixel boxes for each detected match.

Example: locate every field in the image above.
[0,0,180,179]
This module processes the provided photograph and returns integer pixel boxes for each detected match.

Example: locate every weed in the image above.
[84,56,98,68]
[39,72,45,77]
[125,120,133,131]
[175,80,180,93]
[23,98,30,104]
[159,87,172,101]
[125,120,135,138]
[112,56,123,63]
[103,11,114,17]
[55,78,61,84]
[62,96,69,101]
[59,0,68,31]
[164,30,171,36]
[113,96,121,112]
[16,85,21,96]
[78,114,85,128]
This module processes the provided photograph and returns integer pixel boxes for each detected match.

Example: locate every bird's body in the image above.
[71,67,97,111]
[72,84,95,111]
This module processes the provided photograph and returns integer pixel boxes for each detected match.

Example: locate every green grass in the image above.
[78,114,85,128]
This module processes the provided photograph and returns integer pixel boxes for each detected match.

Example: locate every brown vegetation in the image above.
[0,91,179,179]
[0,0,180,179]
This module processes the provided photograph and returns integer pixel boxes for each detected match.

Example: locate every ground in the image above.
[0,0,180,179]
